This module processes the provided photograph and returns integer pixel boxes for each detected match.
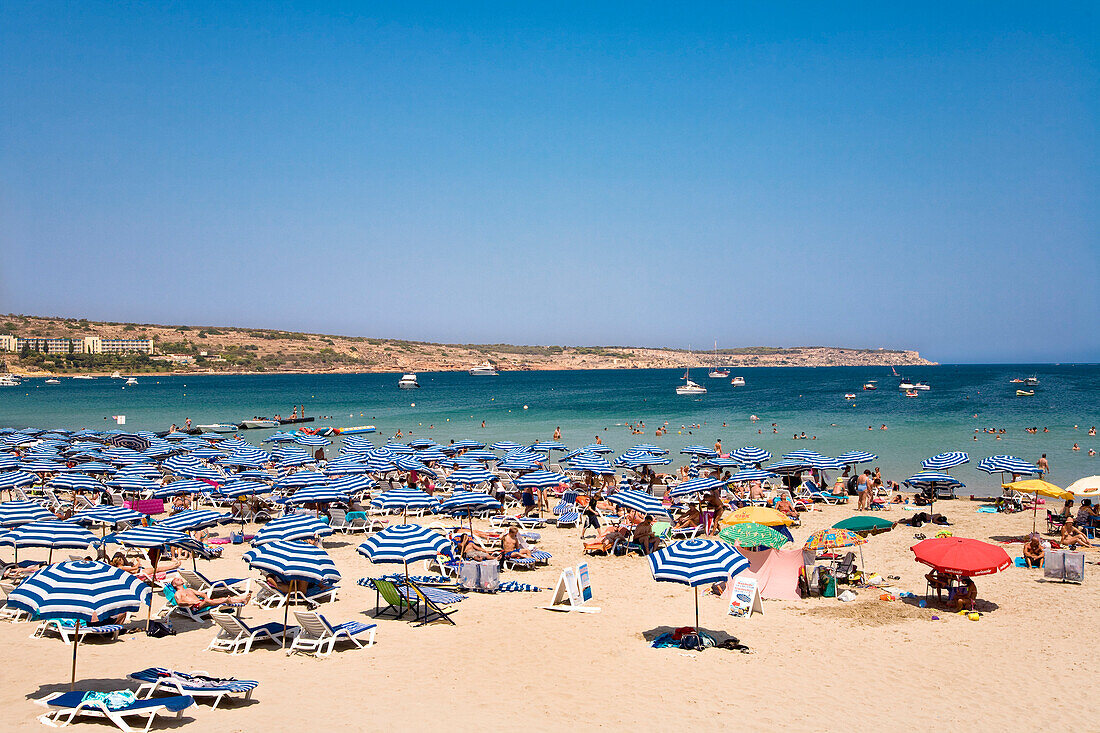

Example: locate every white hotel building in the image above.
[0,335,154,355]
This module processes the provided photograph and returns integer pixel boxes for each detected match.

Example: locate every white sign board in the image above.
[728,577,763,618]
[543,564,600,613]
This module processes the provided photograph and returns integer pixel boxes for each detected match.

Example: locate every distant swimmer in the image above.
[1090,427,1097,436]
[553,426,561,440]
[880,424,888,430]
[1073,444,1080,451]
[481,420,486,429]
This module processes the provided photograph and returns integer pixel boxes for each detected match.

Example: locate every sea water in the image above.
[1,364,1096,495]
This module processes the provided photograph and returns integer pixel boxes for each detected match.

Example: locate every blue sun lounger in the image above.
[129,668,258,710]
[35,691,194,732]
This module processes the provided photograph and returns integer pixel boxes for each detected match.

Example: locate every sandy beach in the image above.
[4,498,1099,733]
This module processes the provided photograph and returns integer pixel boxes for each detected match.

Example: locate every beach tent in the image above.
[722,547,803,601]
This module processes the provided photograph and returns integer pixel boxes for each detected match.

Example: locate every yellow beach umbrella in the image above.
[1066,476,1100,499]
[720,506,794,527]
[1003,479,1070,533]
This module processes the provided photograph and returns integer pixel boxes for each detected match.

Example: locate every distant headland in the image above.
[0,313,935,376]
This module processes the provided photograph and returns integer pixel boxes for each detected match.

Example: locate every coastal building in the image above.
[0,334,154,355]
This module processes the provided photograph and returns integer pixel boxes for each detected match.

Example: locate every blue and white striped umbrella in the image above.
[394,457,437,477]
[243,540,340,584]
[703,457,744,469]
[151,479,211,498]
[340,436,374,451]
[0,454,21,470]
[680,445,718,457]
[447,466,497,486]
[284,486,349,504]
[371,488,439,511]
[274,471,327,489]
[782,450,826,462]
[325,475,376,494]
[514,470,568,489]
[220,450,271,468]
[836,450,878,465]
[362,451,398,473]
[217,438,250,451]
[48,474,108,492]
[976,455,1039,476]
[921,452,970,471]
[413,447,447,462]
[186,447,225,460]
[163,455,222,481]
[439,492,502,513]
[69,506,144,527]
[294,434,331,447]
[379,442,413,454]
[807,456,847,471]
[263,431,300,443]
[5,560,151,623]
[728,468,778,483]
[107,526,204,552]
[408,439,439,449]
[276,454,315,468]
[649,538,750,587]
[608,489,670,518]
[449,440,486,450]
[217,480,273,499]
[628,444,668,455]
[529,441,569,454]
[730,446,771,465]
[565,454,615,474]
[764,460,810,475]
[904,471,965,489]
[234,470,275,482]
[457,449,499,463]
[64,461,117,474]
[357,524,449,565]
[106,476,158,492]
[668,477,725,498]
[0,521,98,551]
[19,460,67,473]
[156,510,234,532]
[489,441,524,451]
[615,453,672,468]
[0,500,53,527]
[0,471,39,490]
[322,458,370,475]
[114,464,163,480]
[252,514,333,545]
[497,455,544,471]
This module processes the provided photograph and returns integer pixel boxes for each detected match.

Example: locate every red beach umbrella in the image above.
[910,537,1010,577]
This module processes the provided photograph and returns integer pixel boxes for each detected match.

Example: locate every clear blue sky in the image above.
[2,2,1097,363]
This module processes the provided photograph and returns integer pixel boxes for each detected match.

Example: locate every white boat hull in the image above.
[241,420,279,429]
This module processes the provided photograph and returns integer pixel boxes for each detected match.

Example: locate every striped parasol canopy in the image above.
[513,470,568,489]
[0,470,39,489]
[649,539,751,630]
[448,439,486,450]
[608,489,670,518]
[243,540,341,584]
[217,480,273,498]
[156,509,234,531]
[668,477,725,498]
[408,439,440,449]
[252,514,333,545]
[106,526,204,552]
[371,488,440,512]
[447,466,497,486]
[273,471,327,489]
[69,506,144,527]
[921,451,970,471]
[5,560,151,623]
[703,457,744,469]
[294,434,331,447]
[151,479,212,498]
[977,455,1039,476]
[727,468,778,483]
[489,441,524,451]
[782,450,826,462]
[0,500,54,527]
[439,492,502,513]
[730,446,771,465]
[357,524,449,565]
[904,471,964,490]
[48,474,109,492]
[394,457,436,477]
[717,522,789,549]
[0,521,99,550]
[325,475,376,494]
[836,450,878,465]
[680,445,718,457]
[283,486,349,504]
[803,528,867,551]
[615,453,672,468]
[566,454,615,474]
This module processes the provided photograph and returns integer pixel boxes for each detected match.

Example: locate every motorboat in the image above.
[862,380,877,391]
[905,390,919,398]
[124,377,138,385]
[1025,376,1040,386]
[240,419,279,429]
[1016,389,1035,397]
[45,378,61,384]
[0,374,22,387]
[197,423,238,433]
[844,393,857,399]
[899,379,930,391]
[398,373,420,389]
[730,376,746,386]
[1009,378,1025,384]
[110,371,122,379]
[468,362,498,376]
[708,341,729,378]
[676,368,707,395]
[912,382,931,391]
[72,375,95,380]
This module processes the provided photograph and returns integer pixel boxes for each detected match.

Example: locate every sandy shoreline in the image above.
[2,498,1098,732]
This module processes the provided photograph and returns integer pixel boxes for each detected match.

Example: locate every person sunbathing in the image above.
[110,552,181,578]
[169,577,251,610]
[1023,534,1045,567]
[459,535,499,560]
[674,506,701,530]
[1060,518,1091,547]
[775,497,798,521]
[2,562,43,580]
[264,574,332,595]
[501,527,533,559]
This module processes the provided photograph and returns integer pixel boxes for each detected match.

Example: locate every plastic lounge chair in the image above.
[157,584,243,624]
[206,611,298,655]
[253,579,337,610]
[33,618,126,644]
[405,581,460,626]
[35,691,195,732]
[368,578,415,619]
[178,569,248,595]
[554,509,580,528]
[287,611,376,657]
[129,668,258,710]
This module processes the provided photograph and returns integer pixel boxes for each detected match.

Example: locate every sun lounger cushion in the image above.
[44,690,195,713]
[130,668,259,693]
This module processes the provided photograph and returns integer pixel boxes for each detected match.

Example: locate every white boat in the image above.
[398,373,420,389]
[730,376,746,386]
[676,368,707,395]
[45,378,61,384]
[0,374,21,387]
[240,419,279,429]
[844,393,857,399]
[110,371,122,379]
[468,362,498,376]
[863,381,877,391]
[72,375,95,380]
[124,377,138,385]
[197,423,238,433]
[899,378,931,391]
[1025,376,1040,386]
[1016,389,1035,397]
[708,341,729,378]
[912,382,930,391]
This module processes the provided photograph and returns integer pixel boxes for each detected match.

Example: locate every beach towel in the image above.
[81,691,137,711]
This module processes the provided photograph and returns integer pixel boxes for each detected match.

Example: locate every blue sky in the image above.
[2,2,1096,363]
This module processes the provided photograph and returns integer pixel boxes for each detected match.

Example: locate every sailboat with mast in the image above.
[676,349,707,395]
[708,341,729,378]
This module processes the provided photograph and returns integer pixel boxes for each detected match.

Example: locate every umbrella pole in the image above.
[694,586,700,632]
[146,547,160,631]
[48,548,53,564]
[70,620,80,690]
[283,581,295,648]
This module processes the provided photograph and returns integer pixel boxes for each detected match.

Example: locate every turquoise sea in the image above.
[2,365,1097,495]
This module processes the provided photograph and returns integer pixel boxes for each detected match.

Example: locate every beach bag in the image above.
[459,562,480,591]
[146,619,175,638]
[230,531,244,544]
[476,561,500,592]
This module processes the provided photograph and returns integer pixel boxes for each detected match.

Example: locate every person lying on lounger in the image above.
[459,535,499,560]
[170,577,251,610]
[501,527,534,559]
[673,506,701,530]
[110,552,181,578]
